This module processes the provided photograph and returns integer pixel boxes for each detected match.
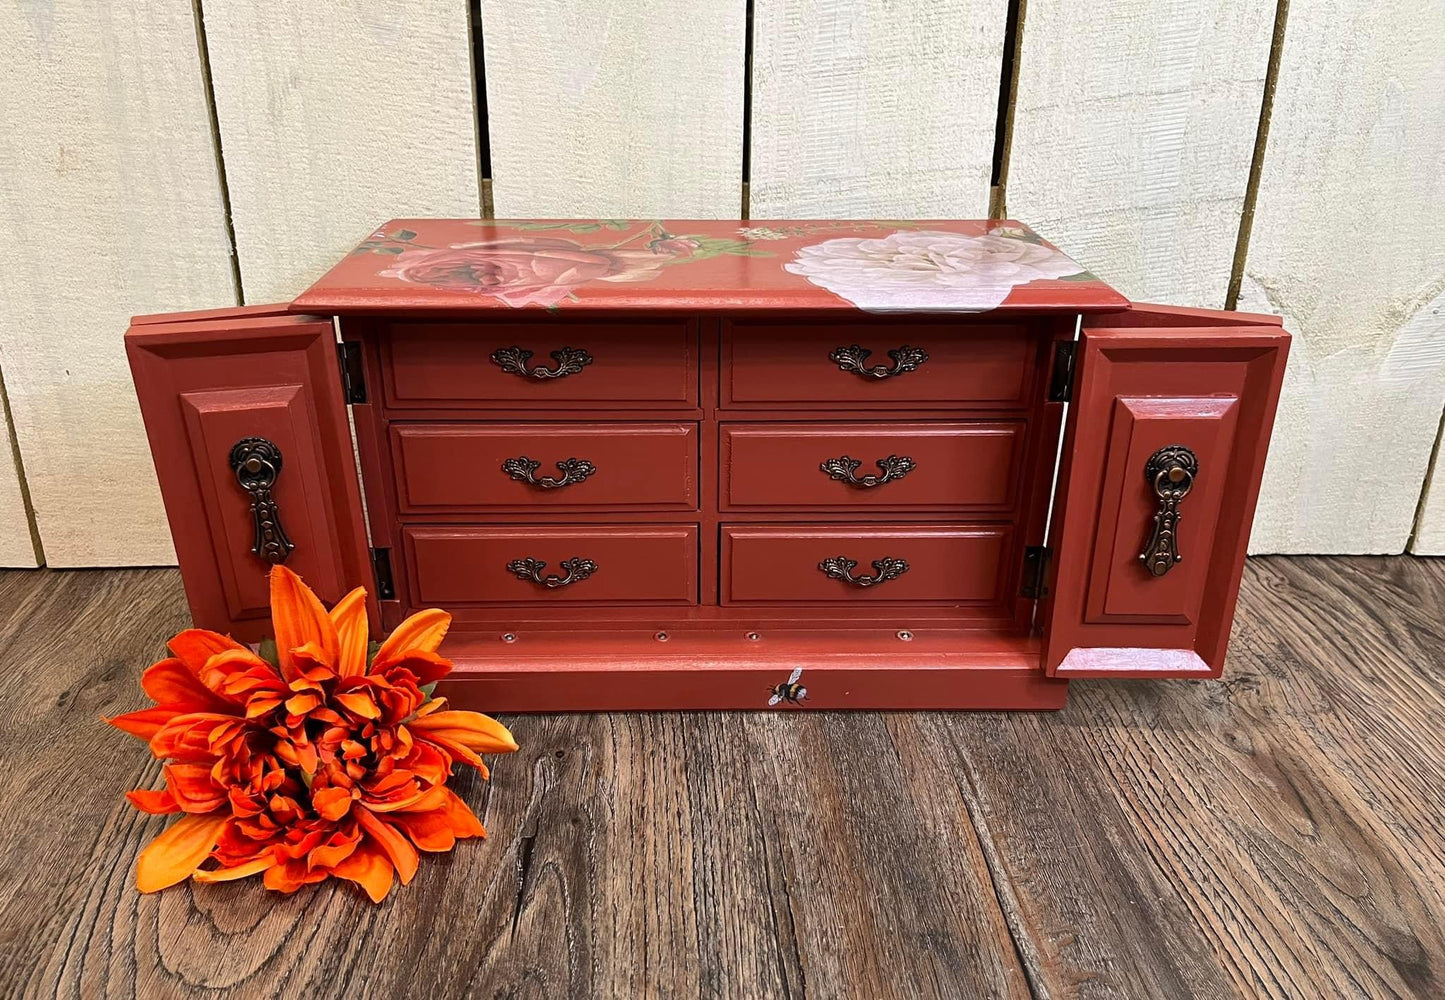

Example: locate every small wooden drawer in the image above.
[392,422,697,512]
[721,320,1034,408]
[720,420,1024,511]
[721,524,1012,605]
[403,524,698,605]
[383,318,697,409]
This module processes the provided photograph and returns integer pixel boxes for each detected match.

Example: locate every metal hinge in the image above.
[1047,340,1077,402]
[338,342,367,404]
[371,547,396,600]
[1020,545,1052,599]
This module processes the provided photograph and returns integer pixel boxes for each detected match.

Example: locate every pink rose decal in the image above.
[379,237,674,308]
[784,230,1084,312]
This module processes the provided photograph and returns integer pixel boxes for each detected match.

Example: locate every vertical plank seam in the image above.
[190,0,245,304]
[469,0,495,219]
[989,0,1028,220]
[740,0,756,220]
[0,365,44,565]
[1407,403,1445,551]
[944,724,1052,1000]
[1225,0,1290,310]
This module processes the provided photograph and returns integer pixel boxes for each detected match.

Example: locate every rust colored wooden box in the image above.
[126,220,1288,711]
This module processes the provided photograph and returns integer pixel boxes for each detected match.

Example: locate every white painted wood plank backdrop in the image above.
[0,2,236,567]
[1415,430,1445,554]
[481,0,746,218]
[203,1,482,303]
[1239,0,1445,554]
[749,0,1006,219]
[0,387,38,567]
[1006,0,1275,308]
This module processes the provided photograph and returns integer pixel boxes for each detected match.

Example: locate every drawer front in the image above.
[721,421,1023,510]
[722,320,1033,408]
[721,524,1011,605]
[384,319,697,408]
[403,524,698,605]
[392,422,697,512]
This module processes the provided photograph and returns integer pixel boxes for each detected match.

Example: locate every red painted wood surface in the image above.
[1043,314,1289,677]
[402,524,699,606]
[392,422,698,512]
[720,420,1023,511]
[721,524,1012,606]
[721,319,1035,408]
[383,318,698,408]
[293,219,1129,316]
[126,311,375,640]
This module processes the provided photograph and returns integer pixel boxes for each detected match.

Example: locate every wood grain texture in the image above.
[481,0,745,218]
[1240,0,1445,554]
[0,2,236,567]
[749,0,1006,218]
[202,0,482,302]
[3,556,1442,997]
[1413,416,1445,553]
[1006,0,1274,308]
[0,376,38,566]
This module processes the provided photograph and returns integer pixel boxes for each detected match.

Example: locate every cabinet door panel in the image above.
[1043,310,1288,677]
[127,311,372,639]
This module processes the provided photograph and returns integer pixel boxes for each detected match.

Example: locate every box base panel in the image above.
[435,628,1068,711]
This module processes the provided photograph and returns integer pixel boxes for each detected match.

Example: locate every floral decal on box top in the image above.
[352,221,1091,310]
[783,229,1085,313]
[356,221,772,309]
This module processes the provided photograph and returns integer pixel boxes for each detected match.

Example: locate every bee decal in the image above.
[768,667,807,707]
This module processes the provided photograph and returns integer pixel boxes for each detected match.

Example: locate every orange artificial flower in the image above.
[109,565,517,902]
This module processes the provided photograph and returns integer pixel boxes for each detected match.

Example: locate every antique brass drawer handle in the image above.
[820,454,916,488]
[819,555,910,587]
[1140,445,1198,577]
[502,456,596,489]
[490,345,593,380]
[828,344,929,380]
[229,437,295,565]
[507,556,598,589]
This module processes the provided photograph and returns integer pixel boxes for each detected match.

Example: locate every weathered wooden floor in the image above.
[0,557,1441,999]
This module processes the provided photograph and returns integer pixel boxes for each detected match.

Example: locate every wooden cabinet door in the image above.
[1043,304,1289,677]
[127,308,373,640]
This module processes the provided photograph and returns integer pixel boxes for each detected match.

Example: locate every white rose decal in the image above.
[783,230,1084,312]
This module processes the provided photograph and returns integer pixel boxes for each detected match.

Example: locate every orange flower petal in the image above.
[193,856,274,883]
[409,711,518,754]
[263,858,327,893]
[371,609,451,672]
[142,658,233,711]
[136,812,228,892]
[335,691,381,719]
[164,762,227,813]
[331,841,394,903]
[126,788,181,814]
[388,806,456,852]
[107,706,183,741]
[330,586,370,678]
[167,629,247,674]
[355,807,419,885]
[268,565,339,681]
[375,650,453,686]
[312,786,354,822]
[284,692,322,715]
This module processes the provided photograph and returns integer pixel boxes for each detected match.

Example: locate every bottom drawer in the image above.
[721,524,1011,605]
[403,524,698,605]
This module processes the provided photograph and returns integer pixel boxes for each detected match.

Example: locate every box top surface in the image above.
[293,219,1129,316]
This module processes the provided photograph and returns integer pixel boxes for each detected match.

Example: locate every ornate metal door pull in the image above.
[819,555,910,587]
[491,346,594,380]
[502,456,596,489]
[828,344,929,379]
[229,437,294,565]
[507,556,597,589]
[820,454,915,488]
[1140,445,1197,577]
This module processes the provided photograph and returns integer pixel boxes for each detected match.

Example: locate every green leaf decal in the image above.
[391,229,418,241]
[376,246,405,255]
